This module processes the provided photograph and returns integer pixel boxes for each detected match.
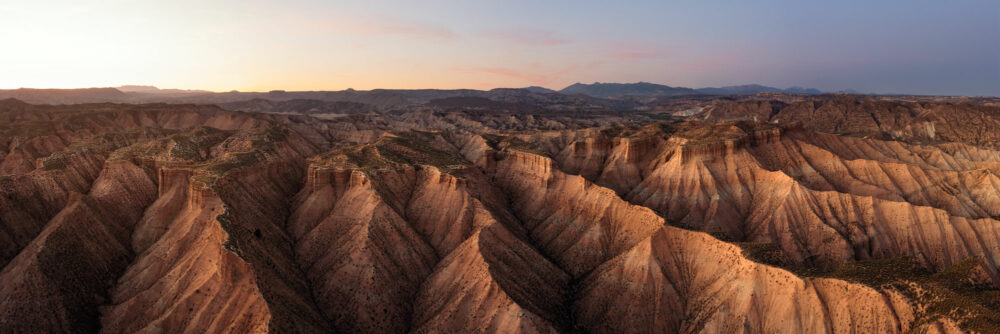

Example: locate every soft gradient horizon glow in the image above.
[1,0,998,95]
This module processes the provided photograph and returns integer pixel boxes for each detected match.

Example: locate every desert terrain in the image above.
[1,87,999,333]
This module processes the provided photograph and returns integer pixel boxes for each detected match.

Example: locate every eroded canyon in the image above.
[1,94,999,333]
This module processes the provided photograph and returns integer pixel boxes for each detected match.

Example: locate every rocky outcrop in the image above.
[493,150,940,333]
[410,223,569,333]
[0,161,156,332]
[289,166,437,333]
[101,168,271,333]
[287,162,568,332]
[702,96,1000,148]
[211,160,330,333]
[576,227,914,333]
[550,123,1000,282]
[2,99,996,333]
[495,150,664,277]
[0,161,101,265]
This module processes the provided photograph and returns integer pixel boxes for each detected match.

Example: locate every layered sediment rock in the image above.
[552,123,1000,285]
[101,168,271,333]
[495,149,943,333]
[0,161,156,332]
[288,159,569,332]
[1,99,994,333]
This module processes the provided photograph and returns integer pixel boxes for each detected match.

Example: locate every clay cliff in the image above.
[700,96,1000,148]
[0,97,997,333]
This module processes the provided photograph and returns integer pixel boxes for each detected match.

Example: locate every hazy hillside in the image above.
[559,82,697,98]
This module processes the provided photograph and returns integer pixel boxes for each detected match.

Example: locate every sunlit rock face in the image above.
[0,96,996,333]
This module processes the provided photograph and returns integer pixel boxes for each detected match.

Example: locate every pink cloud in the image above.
[488,29,569,46]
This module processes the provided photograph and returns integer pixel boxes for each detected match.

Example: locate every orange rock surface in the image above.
[0,98,994,333]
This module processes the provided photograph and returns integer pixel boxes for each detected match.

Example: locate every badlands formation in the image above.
[1,94,998,333]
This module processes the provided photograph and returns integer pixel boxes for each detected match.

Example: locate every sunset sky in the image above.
[1,0,997,95]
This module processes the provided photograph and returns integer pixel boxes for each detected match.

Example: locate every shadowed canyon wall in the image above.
[1,97,996,332]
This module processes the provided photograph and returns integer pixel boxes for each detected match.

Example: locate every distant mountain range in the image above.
[0,83,857,106]
[553,82,830,98]
[117,85,212,95]
[521,86,558,94]
[559,82,697,98]
[695,84,823,95]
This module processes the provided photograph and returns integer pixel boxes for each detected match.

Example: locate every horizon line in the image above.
[0,84,995,98]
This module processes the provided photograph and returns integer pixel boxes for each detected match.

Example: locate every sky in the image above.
[0,0,997,95]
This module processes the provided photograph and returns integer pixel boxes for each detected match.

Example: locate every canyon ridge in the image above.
[1,89,999,333]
